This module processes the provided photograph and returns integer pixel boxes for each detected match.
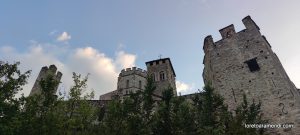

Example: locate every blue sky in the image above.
[1,0,299,99]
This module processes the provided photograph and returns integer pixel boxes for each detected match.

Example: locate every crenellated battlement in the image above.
[39,65,62,79]
[119,67,147,77]
[202,16,300,134]
[203,15,261,53]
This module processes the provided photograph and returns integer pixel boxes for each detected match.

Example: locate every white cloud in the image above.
[49,30,58,36]
[57,32,71,42]
[115,51,136,69]
[176,80,195,95]
[0,43,137,99]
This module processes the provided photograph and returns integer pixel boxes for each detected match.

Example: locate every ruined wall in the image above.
[146,58,177,97]
[203,16,300,134]
[29,65,62,96]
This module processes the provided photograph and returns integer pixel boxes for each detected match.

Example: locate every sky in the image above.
[0,0,299,99]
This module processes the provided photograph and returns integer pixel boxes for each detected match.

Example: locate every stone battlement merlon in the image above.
[203,15,261,52]
[39,65,62,78]
[49,64,57,73]
[242,15,260,31]
[219,24,236,39]
[119,67,147,77]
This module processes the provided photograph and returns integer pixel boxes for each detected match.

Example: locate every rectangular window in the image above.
[160,71,165,81]
[139,81,142,89]
[126,80,129,88]
[245,58,260,72]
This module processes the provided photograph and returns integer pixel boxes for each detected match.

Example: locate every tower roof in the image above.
[145,58,176,77]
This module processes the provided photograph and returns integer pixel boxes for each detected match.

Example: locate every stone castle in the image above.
[203,16,300,134]
[99,58,177,100]
[30,16,299,134]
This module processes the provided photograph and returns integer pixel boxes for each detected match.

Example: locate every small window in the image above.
[226,32,231,38]
[159,71,165,81]
[126,80,129,88]
[151,73,156,81]
[139,81,142,89]
[245,58,260,72]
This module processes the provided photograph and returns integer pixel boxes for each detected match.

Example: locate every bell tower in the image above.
[146,58,176,98]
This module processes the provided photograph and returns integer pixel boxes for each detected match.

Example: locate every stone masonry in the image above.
[100,58,177,100]
[203,16,300,134]
[146,58,177,98]
[29,65,62,96]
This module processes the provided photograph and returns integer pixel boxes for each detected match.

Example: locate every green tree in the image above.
[193,84,231,135]
[227,94,266,135]
[59,73,97,135]
[0,61,31,134]
[171,96,197,135]
[152,87,174,135]
[100,99,125,135]
[100,75,157,135]
[20,72,61,135]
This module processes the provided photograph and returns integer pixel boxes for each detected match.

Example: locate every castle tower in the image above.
[29,65,62,96]
[99,67,147,100]
[117,67,147,98]
[203,16,300,134]
[146,58,177,98]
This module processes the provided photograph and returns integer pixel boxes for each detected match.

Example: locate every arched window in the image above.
[139,81,142,89]
[126,80,129,88]
[160,71,165,81]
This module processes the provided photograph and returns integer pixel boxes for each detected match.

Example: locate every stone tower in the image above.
[29,65,62,96]
[203,16,300,134]
[117,67,147,98]
[146,58,177,98]
[99,67,147,100]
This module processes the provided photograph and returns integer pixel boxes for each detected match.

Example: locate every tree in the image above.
[59,73,97,134]
[0,61,30,134]
[171,96,197,135]
[227,94,266,135]
[20,71,61,135]
[152,86,174,135]
[192,84,229,135]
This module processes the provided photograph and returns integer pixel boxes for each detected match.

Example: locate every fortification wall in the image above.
[203,16,300,134]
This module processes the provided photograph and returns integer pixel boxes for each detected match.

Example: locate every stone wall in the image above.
[203,16,300,134]
[117,67,147,98]
[146,58,177,97]
[29,65,62,96]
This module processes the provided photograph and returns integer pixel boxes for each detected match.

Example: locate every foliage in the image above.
[0,61,267,135]
[0,61,30,134]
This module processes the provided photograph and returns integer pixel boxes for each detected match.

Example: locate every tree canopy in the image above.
[0,61,267,135]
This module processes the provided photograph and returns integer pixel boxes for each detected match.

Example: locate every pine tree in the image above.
[192,84,229,135]
[227,94,266,135]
